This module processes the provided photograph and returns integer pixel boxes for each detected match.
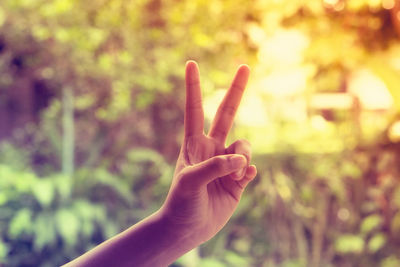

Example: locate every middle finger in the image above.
[208,65,250,143]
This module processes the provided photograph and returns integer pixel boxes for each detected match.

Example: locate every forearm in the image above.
[63,210,196,267]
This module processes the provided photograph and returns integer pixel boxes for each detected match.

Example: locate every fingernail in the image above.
[186,60,197,66]
[230,155,246,169]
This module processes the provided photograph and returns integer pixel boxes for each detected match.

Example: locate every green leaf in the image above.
[40,0,73,17]
[103,222,119,239]
[0,192,7,206]
[98,54,113,71]
[360,214,382,234]
[52,174,72,200]
[55,209,80,246]
[381,256,400,267]
[341,161,362,178]
[198,258,226,267]
[32,179,54,208]
[9,209,32,238]
[391,212,400,234]
[175,247,200,266]
[0,239,8,261]
[334,234,364,254]
[33,214,56,251]
[75,94,96,110]
[126,148,166,164]
[92,168,133,204]
[392,187,400,208]
[282,259,307,267]
[224,251,250,267]
[0,6,5,27]
[72,200,103,237]
[368,233,386,252]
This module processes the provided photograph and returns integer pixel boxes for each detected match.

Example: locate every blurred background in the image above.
[1,0,400,266]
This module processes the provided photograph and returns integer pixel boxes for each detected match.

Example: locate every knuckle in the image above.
[187,80,200,87]
[234,139,252,152]
[231,84,244,93]
[211,157,226,172]
[238,139,251,147]
[213,128,229,140]
[187,98,203,109]
[219,105,236,117]
[233,139,252,162]
[233,139,251,150]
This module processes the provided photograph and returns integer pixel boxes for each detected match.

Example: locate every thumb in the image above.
[181,154,247,189]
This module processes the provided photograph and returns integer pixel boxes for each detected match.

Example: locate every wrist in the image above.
[154,208,201,250]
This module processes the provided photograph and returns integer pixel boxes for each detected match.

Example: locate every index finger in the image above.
[208,65,250,143]
[184,60,204,137]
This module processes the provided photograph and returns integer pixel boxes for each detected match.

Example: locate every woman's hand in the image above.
[160,61,257,246]
[63,61,257,267]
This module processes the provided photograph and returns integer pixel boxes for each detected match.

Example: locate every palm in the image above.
[165,62,256,241]
[181,135,237,226]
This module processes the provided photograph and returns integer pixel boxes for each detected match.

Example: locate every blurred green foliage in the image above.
[1,0,400,266]
[0,143,172,266]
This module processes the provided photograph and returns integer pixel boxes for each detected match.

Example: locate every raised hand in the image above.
[161,61,257,245]
[63,61,258,267]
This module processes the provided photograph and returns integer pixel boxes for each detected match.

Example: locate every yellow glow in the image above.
[254,29,311,99]
[310,93,354,109]
[237,90,269,126]
[257,67,312,96]
[368,0,382,10]
[247,23,266,46]
[258,29,309,68]
[203,89,225,123]
[390,57,400,70]
[324,0,339,5]
[388,121,400,142]
[338,208,350,221]
[276,172,292,201]
[348,69,393,110]
[0,7,5,27]
[204,88,268,127]
[311,115,328,131]
[382,0,395,9]
[334,2,345,11]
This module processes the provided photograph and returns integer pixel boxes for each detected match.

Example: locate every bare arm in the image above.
[63,212,196,267]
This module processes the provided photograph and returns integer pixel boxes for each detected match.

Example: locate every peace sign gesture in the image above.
[63,61,258,267]
[161,61,257,247]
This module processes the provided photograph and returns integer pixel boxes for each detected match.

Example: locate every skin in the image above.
[64,61,257,267]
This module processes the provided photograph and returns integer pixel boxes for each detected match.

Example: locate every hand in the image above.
[63,61,257,267]
[160,61,257,246]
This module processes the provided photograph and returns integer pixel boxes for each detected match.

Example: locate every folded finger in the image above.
[236,165,257,189]
[226,139,252,179]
